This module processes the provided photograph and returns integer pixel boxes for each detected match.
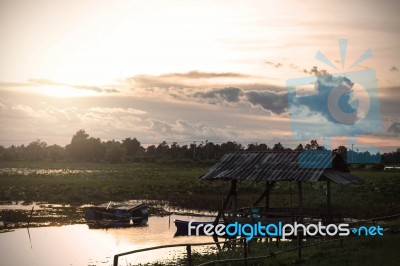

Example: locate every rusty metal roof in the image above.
[200,151,363,184]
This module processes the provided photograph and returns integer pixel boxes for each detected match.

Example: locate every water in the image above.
[0,215,217,266]
[0,168,105,176]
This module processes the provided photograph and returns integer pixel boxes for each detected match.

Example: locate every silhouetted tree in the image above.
[305,140,319,150]
[104,140,125,163]
[146,145,157,157]
[156,141,169,159]
[66,130,105,162]
[272,142,285,151]
[170,142,180,159]
[122,138,144,158]
[295,143,304,151]
[333,145,347,162]
[24,139,47,161]
[220,141,243,154]
[382,148,400,165]
[1,130,399,165]
[47,144,66,162]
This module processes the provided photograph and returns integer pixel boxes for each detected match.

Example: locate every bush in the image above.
[370,163,385,171]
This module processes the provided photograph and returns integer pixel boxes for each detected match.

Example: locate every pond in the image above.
[0,215,218,266]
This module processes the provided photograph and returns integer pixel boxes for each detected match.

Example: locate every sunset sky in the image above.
[0,0,399,151]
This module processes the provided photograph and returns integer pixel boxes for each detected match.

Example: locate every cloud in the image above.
[264,61,282,68]
[144,118,245,143]
[127,71,293,116]
[146,119,217,138]
[29,79,61,86]
[30,79,120,93]
[148,118,173,133]
[88,107,146,115]
[245,90,287,114]
[0,98,35,119]
[303,66,328,76]
[178,87,288,115]
[129,70,254,89]
[193,87,242,103]
[43,106,81,123]
[387,121,400,135]
[0,81,31,87]
[389,66,399,72]
[0,79,120,93]
[292,75,356,123]
[286,74,388,140]
[160,71,251,79]
[289,64,301,71]
[104,88,120,93]
[0,96,147,138]
[130,75,189,89]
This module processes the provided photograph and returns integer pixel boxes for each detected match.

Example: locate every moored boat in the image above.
[174,219,223,236]
[84,202,148,227]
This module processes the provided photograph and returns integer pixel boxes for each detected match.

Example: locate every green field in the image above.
[1,161,399,265]
[0,161,399,218]
[150,232,400,266]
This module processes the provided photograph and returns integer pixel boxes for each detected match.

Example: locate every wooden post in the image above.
[265,182,270,209]
[253,182,273,205]
[290,181,293,208]
[232,180,237,211]
[186,245,192,266]
[214,180,237,225]
[327,179,331,215]
[28,206,34,227]
[297,181,303,260]
[298,182,303,222]
[243,238,248,266]
[253,188,266,206]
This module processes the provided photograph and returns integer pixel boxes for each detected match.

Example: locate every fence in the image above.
[113,239,241,266]
[113,214,400,266]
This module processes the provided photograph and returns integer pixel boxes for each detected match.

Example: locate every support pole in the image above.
[298,182,303,221]
[297,181,303,261]
[214,180,237,225]
[231,180,237,212]
[253,188,267,206]
[186,245,192,266]
[290,181,293,209]
[243,238,248,266]
[327,179,331,216]
[253,182,274,210]
[265,182,270,210]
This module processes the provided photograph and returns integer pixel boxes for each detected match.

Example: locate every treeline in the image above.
[0,130,399,165]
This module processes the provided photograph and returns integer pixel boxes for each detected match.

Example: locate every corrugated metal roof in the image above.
[322,170,363,185]
[200,151,362,184]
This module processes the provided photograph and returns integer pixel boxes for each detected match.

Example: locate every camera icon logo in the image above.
[286,39,382,165]
[327,79,369,125]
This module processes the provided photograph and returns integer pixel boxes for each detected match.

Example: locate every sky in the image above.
[0,0,399,152]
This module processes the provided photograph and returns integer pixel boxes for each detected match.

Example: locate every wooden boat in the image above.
[84,202,148,227]
[174,219,223,236]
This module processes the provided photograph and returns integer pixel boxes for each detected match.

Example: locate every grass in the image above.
[1,161,399,264]
[0,161,216,207]
[0,161,399,218]
[143,231,400,266]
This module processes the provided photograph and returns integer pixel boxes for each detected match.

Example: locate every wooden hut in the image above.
[199,150,363,225]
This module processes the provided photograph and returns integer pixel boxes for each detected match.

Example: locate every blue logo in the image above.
[187,220,384,240]
[351,225,384,236]
[286,39,382,164]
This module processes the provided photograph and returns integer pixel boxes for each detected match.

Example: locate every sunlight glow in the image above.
[36,86,98,98]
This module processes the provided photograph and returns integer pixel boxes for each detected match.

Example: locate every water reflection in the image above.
[0,215,217,266]
[0,201,47,210]
[0,168,104,176]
